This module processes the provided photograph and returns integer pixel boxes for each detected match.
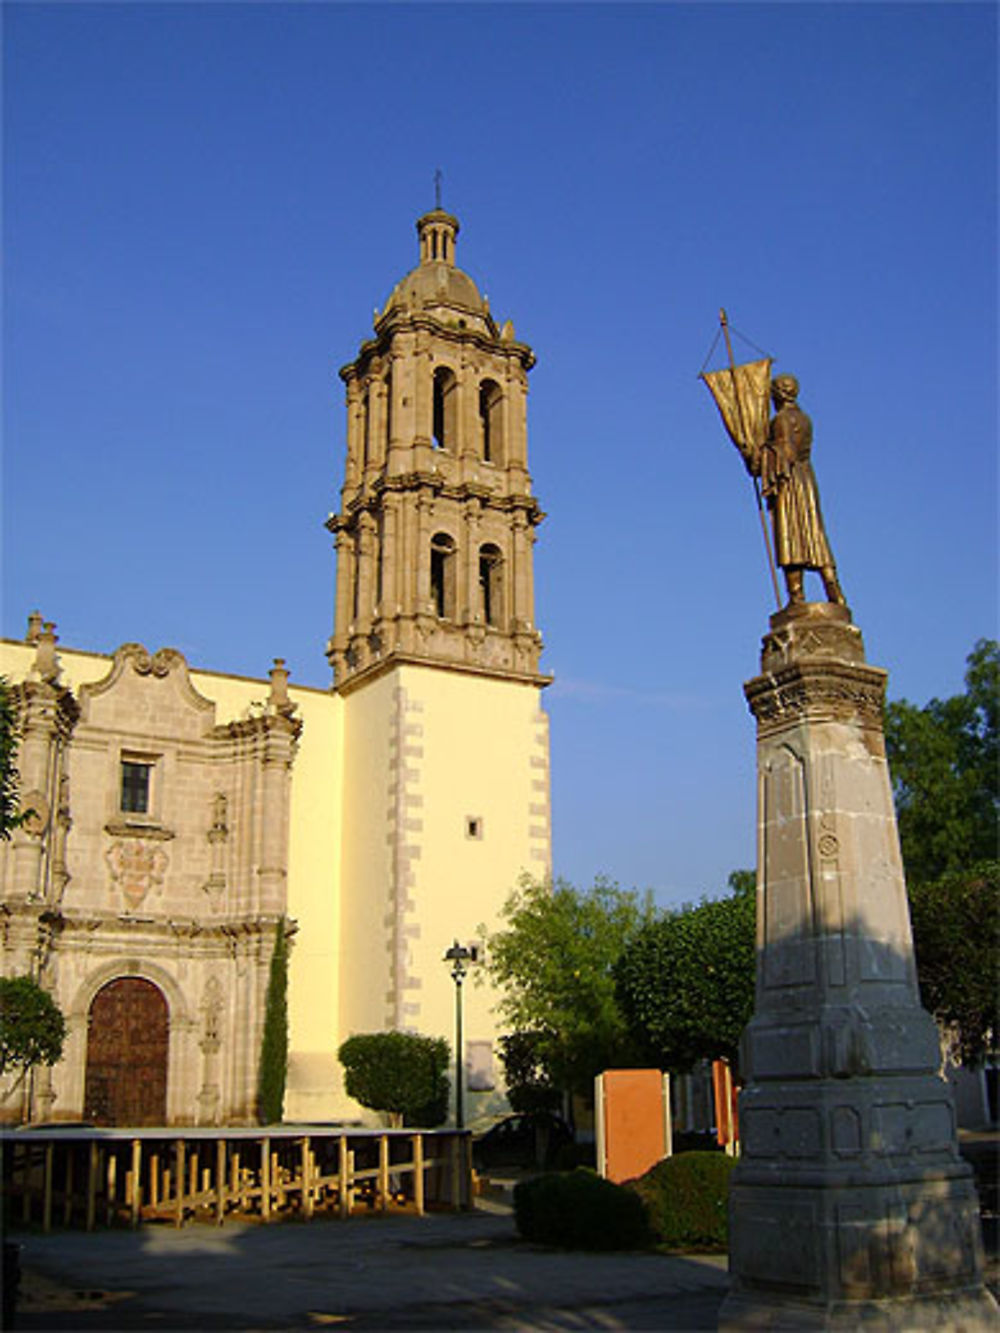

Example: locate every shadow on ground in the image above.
[9,1136,996,1332]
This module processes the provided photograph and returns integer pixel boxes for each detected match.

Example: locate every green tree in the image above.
[480,875,658,1097]
[0,975,67,1077]
[257,920,290,1124]
[908,861,999,1067]
[615,871,756,1074]
[497,1030,561,1113]
[338,1031,450,1127]
[885,639,998,885]
[1,678,28,838]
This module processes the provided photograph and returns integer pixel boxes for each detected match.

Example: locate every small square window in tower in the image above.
[120,760,152,815]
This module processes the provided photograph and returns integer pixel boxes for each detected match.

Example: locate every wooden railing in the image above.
[1,1125,472,1230]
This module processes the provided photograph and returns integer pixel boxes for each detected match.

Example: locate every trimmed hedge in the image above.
[627,1151,735,1251]
[513,1168,650,1251]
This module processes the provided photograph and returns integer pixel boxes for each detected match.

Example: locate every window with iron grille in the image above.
[120,760,152,815]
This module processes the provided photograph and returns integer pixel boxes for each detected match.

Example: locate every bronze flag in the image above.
[701,358,773,469]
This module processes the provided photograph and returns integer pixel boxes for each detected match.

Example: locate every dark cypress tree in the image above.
[257,919,289,1124]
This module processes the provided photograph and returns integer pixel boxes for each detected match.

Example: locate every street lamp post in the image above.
[443,940,473,1129]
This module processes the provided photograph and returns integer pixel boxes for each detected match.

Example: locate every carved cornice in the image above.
[335,649,552,697]
[21,907,294,942]
[219,710,303,744]
[103,818,175,841]
[328,482,543,534]
[745,659,887,734]
[345,311,534,372]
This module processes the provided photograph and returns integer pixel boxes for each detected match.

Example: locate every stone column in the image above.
[463,498,481,624]
[355,511,377,634]
[254,666,300,919]
[328,527,355,676]
[415,490,432,612]
[381,492,399,619]
[721,603,996,1330]
[366,371,385,476]
[343,377,362,490]
[510,511,531,629]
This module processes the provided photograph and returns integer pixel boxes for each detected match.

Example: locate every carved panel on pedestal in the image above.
[761,747,814,988]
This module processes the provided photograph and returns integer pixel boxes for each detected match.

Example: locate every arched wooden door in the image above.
[84,977,169,1126]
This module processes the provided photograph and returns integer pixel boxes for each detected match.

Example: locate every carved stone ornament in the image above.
[105,839,168,908]
[120,644,186,677]
[20,790,50,837]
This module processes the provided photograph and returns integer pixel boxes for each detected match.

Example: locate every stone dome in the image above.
[380,210,488,318]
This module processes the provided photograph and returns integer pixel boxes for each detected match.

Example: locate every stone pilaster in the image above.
[721,603,997,1329]
[9,626,80,907]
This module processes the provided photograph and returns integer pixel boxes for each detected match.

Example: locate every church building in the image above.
[0,208,552,1127]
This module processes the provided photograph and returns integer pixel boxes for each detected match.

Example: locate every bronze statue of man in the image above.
[755,374,845,607]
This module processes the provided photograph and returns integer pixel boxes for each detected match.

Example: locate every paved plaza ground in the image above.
[11,1198,730,1331]
[10,1137,997,1332]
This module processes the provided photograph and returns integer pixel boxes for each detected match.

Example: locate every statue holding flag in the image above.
[701,314,846,609]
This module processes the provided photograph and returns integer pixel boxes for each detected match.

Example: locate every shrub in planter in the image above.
[513,1168,650,1251]
[628,1151,735,1251]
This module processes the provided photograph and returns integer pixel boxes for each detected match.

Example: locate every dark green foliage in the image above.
[481,875,659,1097]
[885,639,998,885]
[0,975,67,1075]
[1,679,27,839]
[628,1151,736,1251]
[257,920,290,1124]
[615,872,756,1073]
[498,1031,561,1113]
[338,1030,450,1127]
[513,1168,650,1250]
[908,861,999,1067]
[550,1140,596,1171]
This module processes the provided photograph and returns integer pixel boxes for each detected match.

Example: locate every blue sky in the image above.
[4,2,997,908]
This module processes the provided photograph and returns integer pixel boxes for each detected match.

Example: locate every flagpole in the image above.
[719,309,783,611]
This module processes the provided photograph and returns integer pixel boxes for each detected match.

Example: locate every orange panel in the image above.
[601,1069,666,1184]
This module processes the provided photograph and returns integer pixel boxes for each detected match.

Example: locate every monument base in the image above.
[721,1284,998,1331]
[722,603,997,1330]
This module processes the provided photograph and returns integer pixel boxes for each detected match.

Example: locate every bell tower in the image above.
[327,208,545,690]
[328,210,551,1106]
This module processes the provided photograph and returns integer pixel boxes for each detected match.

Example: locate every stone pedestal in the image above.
[720,604,997,1330]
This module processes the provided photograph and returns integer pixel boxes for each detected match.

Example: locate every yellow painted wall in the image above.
[337,660,551,1122]
[337,669,399,1041]
[402,665,550,1049]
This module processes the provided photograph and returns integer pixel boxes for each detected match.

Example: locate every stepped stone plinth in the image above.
[720,602,997,1330]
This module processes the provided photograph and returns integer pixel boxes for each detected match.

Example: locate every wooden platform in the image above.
[1,1125,472,1230]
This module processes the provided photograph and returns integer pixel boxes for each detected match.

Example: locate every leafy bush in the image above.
[513,1168,650,1250]
[628,1151,735,1251]
[338,1031,450,1127]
